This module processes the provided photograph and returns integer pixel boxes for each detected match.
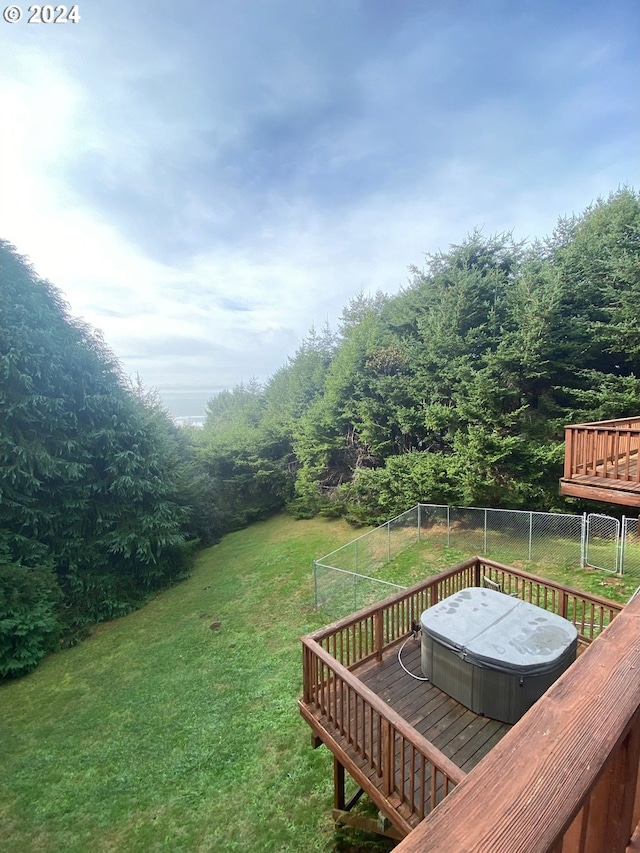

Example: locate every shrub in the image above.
[0,562,61,678]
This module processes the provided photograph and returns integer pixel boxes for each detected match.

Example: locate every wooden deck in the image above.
[302,638,511,833]
[561,417,640,506]
[300,557,623,839]
[356,640,511,777]
[394,592,640,853]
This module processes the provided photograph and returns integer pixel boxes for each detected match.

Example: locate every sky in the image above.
[1,1,638,420]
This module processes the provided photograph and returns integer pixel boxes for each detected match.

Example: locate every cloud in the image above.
[1,0,638,418]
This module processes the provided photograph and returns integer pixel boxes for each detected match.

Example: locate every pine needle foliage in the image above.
[0,242,192,676]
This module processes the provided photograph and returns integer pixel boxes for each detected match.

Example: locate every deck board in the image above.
[565,473,640,492]
[355,641,515,773]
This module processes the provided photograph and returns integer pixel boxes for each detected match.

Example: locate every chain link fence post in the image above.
[483,509,488,555]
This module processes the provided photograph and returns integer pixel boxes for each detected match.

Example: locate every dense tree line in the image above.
[2,189,638,676]
[199,188,640,525]
[0,243,221,677]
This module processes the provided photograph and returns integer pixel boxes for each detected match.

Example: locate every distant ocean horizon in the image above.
[173,415,206,427]
[157,388,219,423]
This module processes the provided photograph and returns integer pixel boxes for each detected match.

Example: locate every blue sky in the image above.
[2,0,638,418]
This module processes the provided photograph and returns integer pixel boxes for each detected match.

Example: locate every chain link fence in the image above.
[312,565,406,621]
[314,503,639,615]
[314,506,420,577]
[622,517,640,578]
[439,506,586,568]
[313,507,418,615]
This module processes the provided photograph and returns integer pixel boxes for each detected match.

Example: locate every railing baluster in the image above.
[409,746,415,813]
[419,755,426,820]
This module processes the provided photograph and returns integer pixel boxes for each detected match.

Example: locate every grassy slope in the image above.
[2,514,634,853]
[0,515,360,853]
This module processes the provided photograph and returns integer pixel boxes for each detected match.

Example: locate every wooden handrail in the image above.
[393,592,640,853]
[477,557,622,607]
[564,417,640,430]
[301,636,465,826]
[301,639,466,785]
[301,556,626,834]
[477,558,622,642]
[306,558,478,644]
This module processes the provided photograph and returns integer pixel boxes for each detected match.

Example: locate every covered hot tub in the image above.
[420,587,577,724]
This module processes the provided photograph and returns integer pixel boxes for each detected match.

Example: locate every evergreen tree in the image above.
[0,242,191,675]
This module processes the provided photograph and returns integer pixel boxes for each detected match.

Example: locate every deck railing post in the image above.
[564,427,574,478]
[609,713,640,850]
[303,644,310,703]
[483,509,488,555]
[375,609,384,661]
[559,588,568,620]
[569,715,640,853]
[334,757,346,810]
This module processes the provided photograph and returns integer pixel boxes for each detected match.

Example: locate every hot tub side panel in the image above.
[421,632,577,725]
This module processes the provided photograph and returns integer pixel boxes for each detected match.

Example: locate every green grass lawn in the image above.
[0,515,372,853]
[2,514,634,853]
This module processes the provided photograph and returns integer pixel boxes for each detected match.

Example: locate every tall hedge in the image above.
[0,242,190,676]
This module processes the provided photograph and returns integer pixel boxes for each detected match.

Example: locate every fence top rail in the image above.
[393,591,640,853]
[301,637,467,785]
[313,562,406,589]
[421,503,584,521]
[315,506,419,563]
[478,557,625,612]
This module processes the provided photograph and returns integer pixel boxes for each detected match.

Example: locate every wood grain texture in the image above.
[561,418,640,506]
[559,478,640,506]
[393,595,640,853]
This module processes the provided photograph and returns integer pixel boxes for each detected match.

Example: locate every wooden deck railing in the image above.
[564,417,640,483]
[301,557,624,831]
[300,641,465,831]
[393,588,640,853]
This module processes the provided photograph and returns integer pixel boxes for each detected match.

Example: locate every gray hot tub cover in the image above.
[421,587,577,677]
